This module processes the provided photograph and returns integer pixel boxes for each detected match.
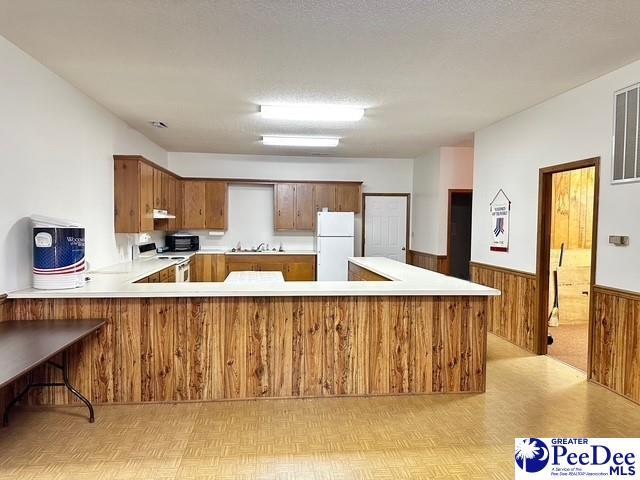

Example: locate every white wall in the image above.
[169,152,414,256]
[198,184,315,251]
[411,146,474,255]
[411,149,441,253]
[0,35,167,293]
[473,59,640,292]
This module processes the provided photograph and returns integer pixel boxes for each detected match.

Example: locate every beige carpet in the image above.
[548,323,589,371]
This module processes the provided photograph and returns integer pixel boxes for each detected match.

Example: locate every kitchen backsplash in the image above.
[189,184,316,251]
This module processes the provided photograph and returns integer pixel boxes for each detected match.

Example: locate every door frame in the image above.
[535,157,600,368]
[446,189,473,276]
[361,193,411,261]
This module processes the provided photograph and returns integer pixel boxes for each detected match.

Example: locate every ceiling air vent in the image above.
[612,84,640,183]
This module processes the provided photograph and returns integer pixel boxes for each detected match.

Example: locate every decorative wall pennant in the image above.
[489,189,511,252]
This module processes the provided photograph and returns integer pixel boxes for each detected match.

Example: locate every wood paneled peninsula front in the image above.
[4,258,499,406]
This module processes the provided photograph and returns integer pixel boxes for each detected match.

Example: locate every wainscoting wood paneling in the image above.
[590,285,640,405]
[408,250,448,274]
[1,295,488,406]
[470,262,539,354]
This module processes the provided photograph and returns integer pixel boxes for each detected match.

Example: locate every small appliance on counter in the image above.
[165,233,199,252]
[32,216,87,289]
[316,212,355,281]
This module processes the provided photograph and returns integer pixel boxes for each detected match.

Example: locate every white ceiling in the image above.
[2,1,640,158]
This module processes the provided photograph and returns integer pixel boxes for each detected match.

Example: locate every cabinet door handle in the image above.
[199,209,202,215]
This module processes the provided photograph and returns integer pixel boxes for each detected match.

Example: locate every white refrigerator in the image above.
[315,212,355,281]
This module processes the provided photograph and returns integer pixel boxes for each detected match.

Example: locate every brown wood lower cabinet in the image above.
[224,255,316,281]
[191,254,225,282]
[135,266,176,284]
[348,262,391,281]
[1,295,488,404]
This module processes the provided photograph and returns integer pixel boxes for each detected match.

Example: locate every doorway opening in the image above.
[362,193,410,263]
[536,158,599,372]
[447,190,473,279]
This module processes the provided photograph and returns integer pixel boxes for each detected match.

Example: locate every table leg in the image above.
[2,372,33,427]
[61,350,94,423]
[2,350,95,426]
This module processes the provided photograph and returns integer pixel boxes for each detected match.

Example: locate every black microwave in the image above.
[165,234,199,252]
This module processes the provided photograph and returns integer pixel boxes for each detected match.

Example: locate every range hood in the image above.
[153,209,176,219]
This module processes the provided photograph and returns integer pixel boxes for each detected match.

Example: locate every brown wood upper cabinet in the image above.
[182,180,206,229]
[205,181,228,230]
[335,184,361,213]
[114,155,183,233]
[114,157,155,233]
[182,180,228,230]
[295,183,315,230]
[314,184,336,212]
[274,183,296,230]
[274,183,315,231]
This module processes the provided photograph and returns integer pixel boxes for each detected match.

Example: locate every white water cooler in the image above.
[32,216,87,289]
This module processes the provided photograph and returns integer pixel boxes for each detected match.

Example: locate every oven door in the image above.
[176,261,191,282]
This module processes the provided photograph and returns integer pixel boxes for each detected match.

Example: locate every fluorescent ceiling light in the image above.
[262,136,340,147]
[260,104,364,122]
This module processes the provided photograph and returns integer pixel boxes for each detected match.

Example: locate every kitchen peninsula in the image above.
[4,258,499,405]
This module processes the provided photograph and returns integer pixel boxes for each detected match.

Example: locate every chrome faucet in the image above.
[256,242,266,252]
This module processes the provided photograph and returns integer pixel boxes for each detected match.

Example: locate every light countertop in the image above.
[224,271,285,283]
[223,250,316,256]
[9,256,499,299]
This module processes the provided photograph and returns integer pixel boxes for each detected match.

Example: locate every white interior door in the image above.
[364,195,408,262]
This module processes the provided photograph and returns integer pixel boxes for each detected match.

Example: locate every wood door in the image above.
[153,168,163,209]
[167,266,176,282]
[165,176,178,230]
[192,254,213,282]
[256,259,285,274]
[226,260,258,275]
[139,161,155,232]
[159,267,170,283]
[161,172,173,211]
[173,179,183,230]
[274,183,296,231]
[211,254,226,281]
[148,272,161,283]
[205,181,228,230]
[182,181,206,229]
[114,158,141,233]
[314,183,336,213]
[336,184,361,213]
[285,261,315,281]
[295,183,315,230]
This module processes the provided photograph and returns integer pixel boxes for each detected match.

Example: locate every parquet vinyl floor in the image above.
[1,334,639,479]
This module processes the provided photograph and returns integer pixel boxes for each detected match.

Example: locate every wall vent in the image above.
[612,83,640,183]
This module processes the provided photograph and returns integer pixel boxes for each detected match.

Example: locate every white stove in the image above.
[157,254,191,282]
[137,244,192,283]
